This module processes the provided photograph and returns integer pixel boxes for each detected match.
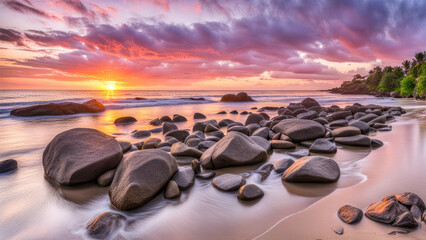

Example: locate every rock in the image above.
[212,174,246,191]
[43,128,122,185]
[97,169,116,187]
[331,126,361,137]
[238,184,264,201]
[230,110,238,114]
[368,116,386,126]
[220,92,254,102]
[160,116,172,122]
[390,91,402,98]
[259,112,270,120]
[257,164,273,181]
[0,159,18,173]
[245,114,264,126]
[149,127,162,133]
[287,149,310,158]
[158,146,171,152]
[251,127,269,139]
[358,113,378,123]
[272,119,325,142]
[392,212,418,228]
[194,112,206,119]
[329,119,348,128]
[86,212,125,239]
[191,159,201,174]
[273,158,295,173]
[301,98,320,108]
[197,140,216,152]
[200,131,267,169]
[335,135,371,147]
[171,142,203,158]
[313,117,328,125]
[250,136,272,153]
[130,130,150,139]
[338,205,363,224]
[205,124,219,133]
[195,172,216,179]
[240,111,248,115]
[114,116,137,125]
[331,225,344,235]
[206,130,224,139]
[109,150,178,210]
[162,122,178,134]
[117,138,133,150]
[164,130,190,142]
[185,138,202,148]
[282,156,340,183]
[172,167,195,191]
[365,195,409,224]
[217,111,226,114]
[11,99,105,117]
[149,118,162,126]
[309,139,337,154]
[173,115,187,122]
[246,123,261,135]
[218,119,234,127]
[297,111,318,120]
[395,192,426,210]
[271,140,295,149]
[348,121,370,134]
[371,139,384,148]
[228,125,250,136]
[411,205,422,221]
[142,138,161,149]
[328,111,352,121]
[164,180,180,199]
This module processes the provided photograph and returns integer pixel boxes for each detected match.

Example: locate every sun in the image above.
[106,84,116,90]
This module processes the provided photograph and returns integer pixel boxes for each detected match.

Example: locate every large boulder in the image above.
[10,99,105,117]
[365,195,409,224]
[301,98,320,108]
[171,167,195,191]
[237,184,264,201]
[114,116,137,125]
[335,135,371,147]
[272,119,325,142]
[309,139,337,154]
[282,156,340,183]
[331,126,361,137]
[212,173,246,191]
[338,205,363,224]
[164,130,190,142]
[200,131,267,169]
[220,92,254,102]
[109,150,178,210]
[245,114,264,126]
[171,142,203,158]
[43,128,123,185]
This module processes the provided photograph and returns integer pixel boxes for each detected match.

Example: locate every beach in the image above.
[0,90,425,240]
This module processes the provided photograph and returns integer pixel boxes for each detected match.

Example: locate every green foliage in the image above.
[365,71,383,90]
[417,75,426,96]
[410,62,426,78]
[402,60,411,73]
[400,75,416,96]
[413,51,425,64]
[393,66,404,79]
[378,72,401,91]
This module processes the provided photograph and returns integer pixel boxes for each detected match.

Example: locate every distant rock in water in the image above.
[86,212,125,239]
[0,159,18,173]
[220,92,254,102]
[10,99,105,117]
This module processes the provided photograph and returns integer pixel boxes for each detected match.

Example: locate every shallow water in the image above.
[0,91,425,239]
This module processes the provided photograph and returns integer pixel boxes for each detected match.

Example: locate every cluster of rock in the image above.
[329,81,402,98]
[337,193,425,234]
[10,99,105,117]
[39,97,408,238]
[220,92,254,102]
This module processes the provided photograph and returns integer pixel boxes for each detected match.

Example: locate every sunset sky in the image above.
[1,0,425,90]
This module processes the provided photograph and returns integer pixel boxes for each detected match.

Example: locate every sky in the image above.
[0,0,425,90]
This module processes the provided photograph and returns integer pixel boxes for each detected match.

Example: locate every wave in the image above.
[103,98,215,109]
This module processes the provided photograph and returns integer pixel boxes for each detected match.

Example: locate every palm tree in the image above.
[402,60,411,74]
[413,52,425,64]
[368,70,374,75]
[383,66,393,73]
[373,66,382,73]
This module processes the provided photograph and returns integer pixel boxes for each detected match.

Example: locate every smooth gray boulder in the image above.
[251,127,269,139]
[335,135,371,147]
[245,114,264,126]
[331,126,361,137]
[109,150,178,210]
[200,131,267,169]
[365,195,409,224]
[392,212,418,228]
[114,116,137,125]
[228,125,250,136]
[97,169,116,187]
[132,130,151,139]
[272,119,325,142]
[164,130,190,142]
[212,174,246,191]
[162,122,178,134]
[309,139,337,154]
[237,184,264,201]
[271,140,295,149]
[194,112,206,119]
[43,128,123,185]
[172,167,195,191]
[164,180,180,199]
[171,142,203,158]
[273,158,295,173]
[348,121,370,134]
[282,156,340,183]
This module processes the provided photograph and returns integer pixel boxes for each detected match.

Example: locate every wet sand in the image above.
[257,110,426,240]
[0,99,425,239]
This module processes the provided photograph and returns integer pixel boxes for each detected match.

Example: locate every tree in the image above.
[378,72,400,91]
[383,66,393,73]
[413,52,425,64]
[400,76,416,96]
[417,75,426,96]
[373,66,382,73]
[353,74,362,80]
[402,60,411,74]
[393,66,404,79]
[368,70,374,75]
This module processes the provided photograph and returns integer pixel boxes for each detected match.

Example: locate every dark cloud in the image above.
[56,0,111,21]
[4,0,60,20]
[0,28,26,46]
